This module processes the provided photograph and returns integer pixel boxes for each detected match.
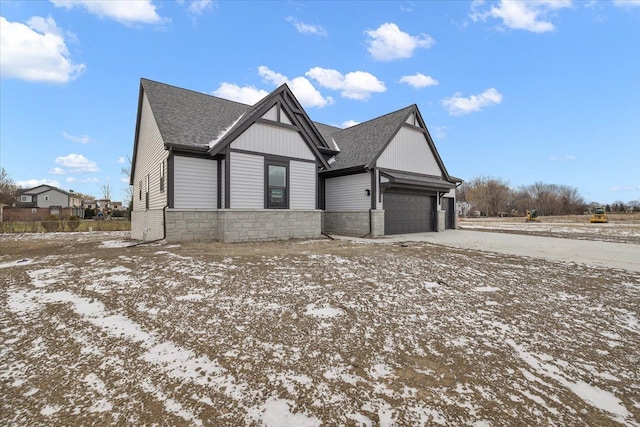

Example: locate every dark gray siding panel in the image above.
[383,190,435,234]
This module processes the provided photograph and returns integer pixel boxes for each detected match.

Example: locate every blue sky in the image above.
[1,0,638,205]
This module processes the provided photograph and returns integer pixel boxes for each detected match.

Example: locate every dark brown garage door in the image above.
[384,190,435,234]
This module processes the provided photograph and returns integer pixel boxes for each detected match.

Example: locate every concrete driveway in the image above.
[334,230,640,272]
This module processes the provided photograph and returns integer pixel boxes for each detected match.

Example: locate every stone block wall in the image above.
[437,210,446,232]
[370,209,385,237]
[219,210,321,242]
[164,209,321,243]
[322,210,376,237]
[165,210,220,242]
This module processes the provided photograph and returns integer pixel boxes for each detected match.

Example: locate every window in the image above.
[160,161,165,193]
[21,195,31,202]
[139,180,143,201]
[44,196,49,201]
[266,161,288,209]
[31,208,37,214]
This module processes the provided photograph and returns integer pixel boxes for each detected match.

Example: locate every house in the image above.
[130,78,460,242]
[4,185,84,221]
[83,199,124,217]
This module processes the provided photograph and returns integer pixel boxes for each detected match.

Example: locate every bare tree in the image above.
[465,175,511,216]
[0,167,17,205]
[121,155,133,208]
[100,183,112,200]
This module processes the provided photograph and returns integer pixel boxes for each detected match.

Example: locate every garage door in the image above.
[444,197,455,229]
[384,190,435,234]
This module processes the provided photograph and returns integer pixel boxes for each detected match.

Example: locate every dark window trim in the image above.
[264,158,289,209]
[145,174,150,210]
[229,148,316,164]
[159,161,165,193]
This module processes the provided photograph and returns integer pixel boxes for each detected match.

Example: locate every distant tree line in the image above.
[457,175,640,217]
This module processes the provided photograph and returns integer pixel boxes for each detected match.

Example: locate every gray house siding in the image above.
[322,172,382,236]
[229,151,263,209]
[325,172,371,211]
[131,92,168,241]
[36,189,69,208]
[173,156,217,209]
[376,126,441,176]
[232,122,315,161]
[289,160,316,210]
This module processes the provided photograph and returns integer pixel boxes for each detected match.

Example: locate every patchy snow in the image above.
[208,114,244,148]
[99,239,133,248]
[0,259,32,269]
[175,293,204,302]
[2,231,639,425]
[304,303,344,318]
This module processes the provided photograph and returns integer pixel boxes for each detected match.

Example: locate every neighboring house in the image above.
[84,199,124,216]
[130,78,460,242]
[4,185,84,220]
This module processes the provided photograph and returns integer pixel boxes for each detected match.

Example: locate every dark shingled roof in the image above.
[312,122,342,151]
[141,78,251,149]
[328,105,414,171]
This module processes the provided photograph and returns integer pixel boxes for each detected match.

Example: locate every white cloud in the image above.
[442,88,503,115]
[54,153,99,173]
[50,167,66,175]
[117,157,126,164]
[341,120,360,128]
[211,82,269,105]
[63,131,91,144]
[432,125,449,140]
[400,2,415,12]
[286,16,327,36]
[365,23,435,61]
[16,179,61,189]
[51,0,164,25]
[258,66,333,108]
[179,0,216,15]
[306,67,386,100]
[120,177,130,183]
[66,176,99,184]
[470,0,572,33]
[611,185,640,191]
[399,73,439,88]
[0,16,85,83]
[614,0,640,8]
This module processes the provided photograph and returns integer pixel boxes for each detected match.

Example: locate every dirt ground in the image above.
[1,219,639,426]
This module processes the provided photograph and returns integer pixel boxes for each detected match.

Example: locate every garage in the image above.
[444,197,455,229]
[383,190,435,234]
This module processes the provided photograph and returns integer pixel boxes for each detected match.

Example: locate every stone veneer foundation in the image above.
[164,209,321,243]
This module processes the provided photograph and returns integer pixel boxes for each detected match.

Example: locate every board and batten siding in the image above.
[231,123,315,161]
[289,160,316,209]
[173,156,217,209]
[376,126,441,176]
[230,151,263,209]
[325,172,371,210]
[133,92,168,213]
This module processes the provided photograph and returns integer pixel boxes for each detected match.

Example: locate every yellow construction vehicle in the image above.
[525,209,540,222]
[589,207,608,223]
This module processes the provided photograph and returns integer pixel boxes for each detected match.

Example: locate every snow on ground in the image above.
[1,231,639,426]
[459,218,640,244]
